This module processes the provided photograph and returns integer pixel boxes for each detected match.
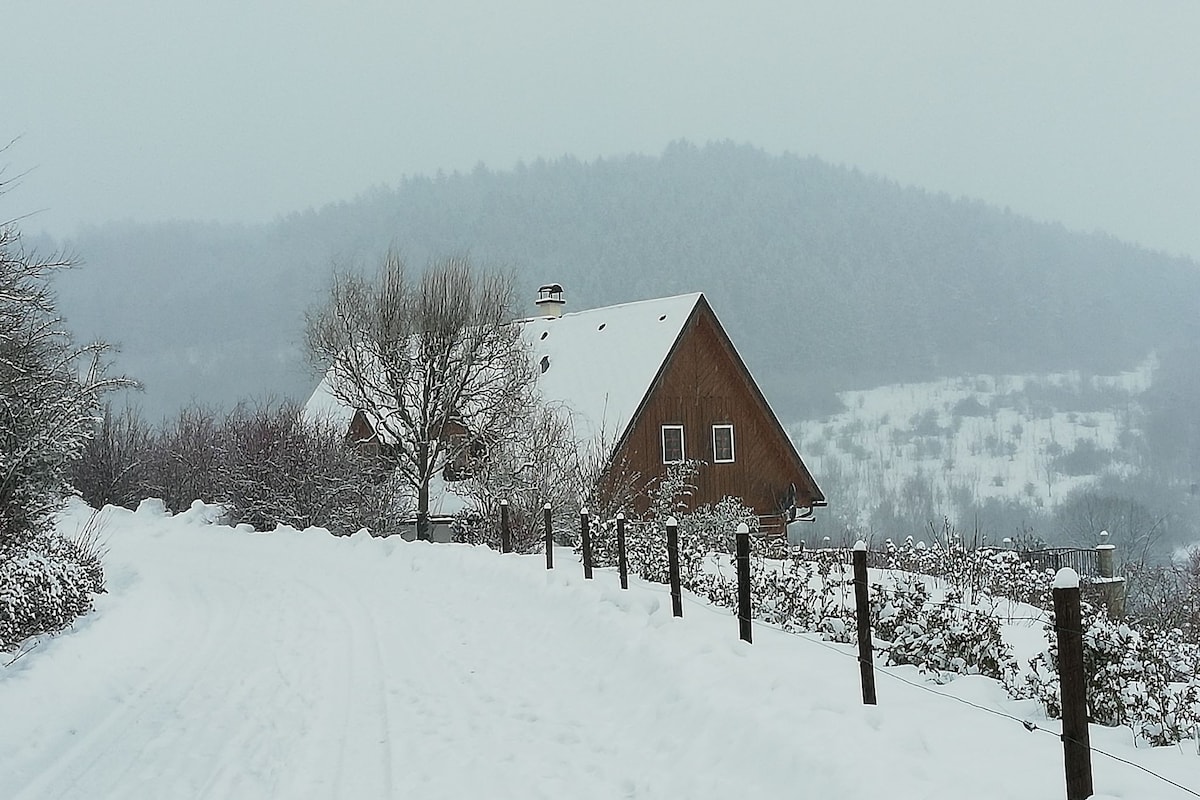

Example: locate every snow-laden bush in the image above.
[1125,557,1200,644]
[583,461,760,587]
[1,529,105,650]
[878,585,1016,681]
[1020,602,1200,746]
[695,549,852,637]
[698,551,1016,679]
[864,533,1054,608]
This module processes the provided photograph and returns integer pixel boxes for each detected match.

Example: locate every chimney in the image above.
[535,283,565,318]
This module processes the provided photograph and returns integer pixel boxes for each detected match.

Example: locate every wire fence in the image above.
[518,513,1200,799]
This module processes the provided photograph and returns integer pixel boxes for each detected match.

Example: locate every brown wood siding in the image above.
[347,409,378,444]
[615,303,822,520]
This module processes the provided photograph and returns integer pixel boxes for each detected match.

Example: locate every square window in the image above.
[712,424,735,463]
[661,424,685,464]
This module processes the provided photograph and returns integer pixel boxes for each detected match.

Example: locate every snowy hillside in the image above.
[792,357,1156,529]
[1,500,1196,799]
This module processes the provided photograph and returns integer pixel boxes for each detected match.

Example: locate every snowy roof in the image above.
[518,293,702,448]
[304,292,703,453]
[302,369,356,428]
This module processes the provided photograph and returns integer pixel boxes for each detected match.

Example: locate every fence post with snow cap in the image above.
[544,503,553,569]
[736,522,752,643]
[580,508,593,579]
[616,513,628,590]
[1053,567,1093,800]
[666,516,682,617]
[852,541,877,705]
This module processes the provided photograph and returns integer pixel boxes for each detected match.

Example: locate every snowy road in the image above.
[1,501,1196,799]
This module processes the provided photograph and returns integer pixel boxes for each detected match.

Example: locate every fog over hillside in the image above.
[47,142,1200,425]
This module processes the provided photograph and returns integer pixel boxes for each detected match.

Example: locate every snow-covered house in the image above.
[305,287,825,534]
[522,288,824,531]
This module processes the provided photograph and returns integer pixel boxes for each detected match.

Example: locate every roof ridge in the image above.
[516,291,702,323]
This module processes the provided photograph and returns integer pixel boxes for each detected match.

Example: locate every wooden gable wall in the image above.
[614,298,824,522]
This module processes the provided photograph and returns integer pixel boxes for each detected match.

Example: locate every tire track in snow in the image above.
[9,563,227,799]
[341,593,394,799]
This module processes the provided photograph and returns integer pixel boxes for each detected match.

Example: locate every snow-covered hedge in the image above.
[861,535,1055,608]
[1019,602,1200,746]
[0,532,104,650]
[695,552,1015,681]
[583,461,760,588]
[877,585,1015,681]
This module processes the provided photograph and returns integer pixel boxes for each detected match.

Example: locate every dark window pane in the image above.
[713,424,734,463]
[662,425,684,463]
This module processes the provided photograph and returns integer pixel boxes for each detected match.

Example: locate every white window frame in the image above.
[712,423,735,464]
[661,424,685,464]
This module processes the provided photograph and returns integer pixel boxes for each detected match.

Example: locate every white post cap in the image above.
[1053,567,1080,589]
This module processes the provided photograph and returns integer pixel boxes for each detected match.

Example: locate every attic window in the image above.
[540,355,550,373]
[661,424,685,464]
[540,331,548,340]
[597,323,606,331]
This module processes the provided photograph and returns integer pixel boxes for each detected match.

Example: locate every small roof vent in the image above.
[535,283,565,318]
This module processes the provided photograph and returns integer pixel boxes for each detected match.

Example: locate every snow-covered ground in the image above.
[792,357,1156,524]
[1,499,1196,799]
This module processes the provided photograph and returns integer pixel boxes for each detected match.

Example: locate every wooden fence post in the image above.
[544,503,553,569]
[852,541,877,705]
[1053,568,1093,800]
[580,507,593,579]
[666,516,682,617]
[736,522,752,643]
[500,499,511,554]
[616,512,629,590]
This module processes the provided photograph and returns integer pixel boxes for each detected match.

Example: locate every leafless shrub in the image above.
[71,404,154,508]
[70,399,412,536]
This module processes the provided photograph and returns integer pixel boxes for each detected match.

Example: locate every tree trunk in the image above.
[417,439,431,541]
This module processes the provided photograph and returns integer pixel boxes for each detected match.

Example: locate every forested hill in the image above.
[51,141,1200,420]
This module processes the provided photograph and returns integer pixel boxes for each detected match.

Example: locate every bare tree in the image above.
[1053,489,1169,563]
[306,253,536,540]
[0,222,132,547]
[452,405,582,551]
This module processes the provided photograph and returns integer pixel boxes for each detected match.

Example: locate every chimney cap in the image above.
[535,283,565,316]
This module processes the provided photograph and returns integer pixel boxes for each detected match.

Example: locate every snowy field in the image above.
[792,358,1156,523]
[1,499,1197,799]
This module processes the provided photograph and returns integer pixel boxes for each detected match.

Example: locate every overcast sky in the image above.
[5,1,1199,260]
